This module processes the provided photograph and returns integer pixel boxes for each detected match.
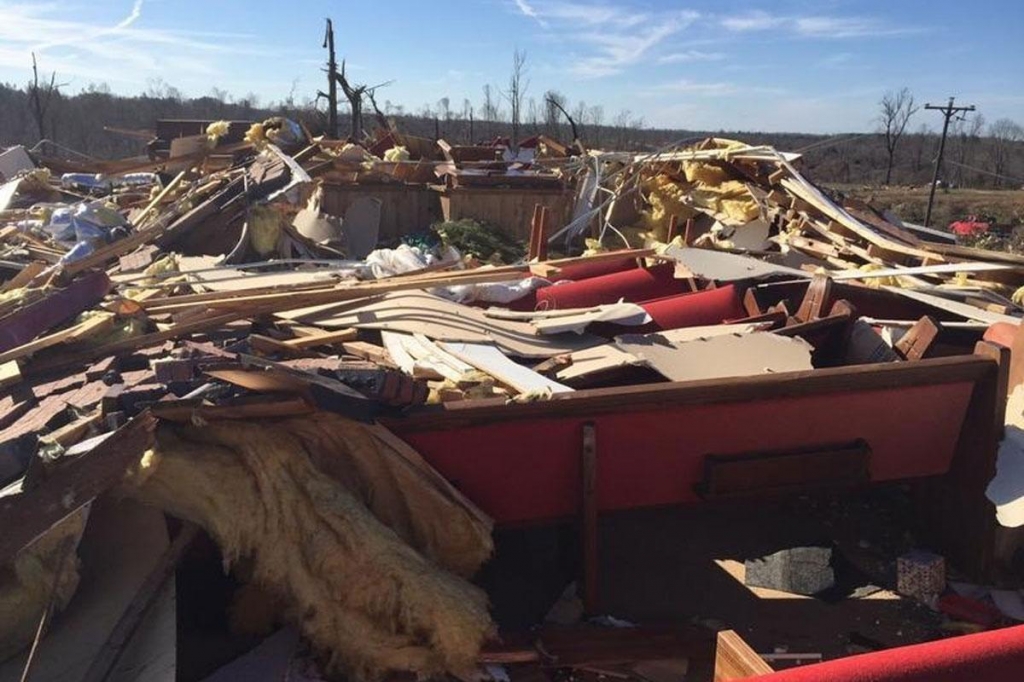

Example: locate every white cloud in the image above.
[719,11,925,39]
[720,10,784,32]
[645,79,788,98]
[658,50,725,65]
[508,1,701,78]
[0,1,271,90]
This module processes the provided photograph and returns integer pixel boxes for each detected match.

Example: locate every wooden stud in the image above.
[794,274,834,323]
[537,205,550,262]
[683,218,696,246]
[714,630,774,681]
[895,316,941,361]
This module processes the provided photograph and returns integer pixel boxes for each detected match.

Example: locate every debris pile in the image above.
[2,126,1024,681]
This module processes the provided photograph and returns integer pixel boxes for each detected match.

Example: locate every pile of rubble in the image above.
[3,124,1024,682]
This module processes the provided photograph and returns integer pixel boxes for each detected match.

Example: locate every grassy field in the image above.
[829,185,1024,232]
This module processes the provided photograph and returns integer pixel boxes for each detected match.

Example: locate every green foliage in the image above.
[433,219,526,264]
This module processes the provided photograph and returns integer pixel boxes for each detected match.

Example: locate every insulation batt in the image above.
[125,416,494,680]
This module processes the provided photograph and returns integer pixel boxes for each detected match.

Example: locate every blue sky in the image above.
[1,0,1021,133]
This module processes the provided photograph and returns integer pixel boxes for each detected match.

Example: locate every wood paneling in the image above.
[320,183,441,244]
[438,186,573,240]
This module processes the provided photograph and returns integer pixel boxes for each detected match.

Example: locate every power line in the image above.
[944,159,1024,185]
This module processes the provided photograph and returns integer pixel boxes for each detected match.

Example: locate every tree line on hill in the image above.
[1,69,1021,191]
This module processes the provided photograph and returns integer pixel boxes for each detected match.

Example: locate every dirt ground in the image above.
[830,185,1024,232]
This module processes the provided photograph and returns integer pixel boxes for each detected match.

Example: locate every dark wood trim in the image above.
[386,355,996,433]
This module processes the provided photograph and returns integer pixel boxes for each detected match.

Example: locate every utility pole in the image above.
[924,96,975,227]
[321,19,339,139]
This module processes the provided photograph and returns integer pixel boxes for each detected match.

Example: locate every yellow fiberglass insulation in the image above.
[637,174,697,242]
[0,509,85,662]
[125,417,494,680]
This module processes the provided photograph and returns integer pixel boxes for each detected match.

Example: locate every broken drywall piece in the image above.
[0,146,34,183]
[614,332,813,383]
[987,385,1024,528]
[663,244,808,282]
[342,197,382,259]
[720,218,772,252]
[293,186,344,245]
[531,302,651,335]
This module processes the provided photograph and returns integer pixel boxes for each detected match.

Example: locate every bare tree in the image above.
[481,84,498,139]
[502,49,528,149]
[588,105,604,147]
[28,53,65,141]
[989,118,1024,187]
[877,87,919,185]
[613,109,632,149]
[319,18,392,140]
[543,89,566,137]
[547,95,581,148]
[911,122,930,174]
[950,113,985,187]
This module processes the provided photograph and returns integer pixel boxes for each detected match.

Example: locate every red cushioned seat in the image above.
[536,263,683,310]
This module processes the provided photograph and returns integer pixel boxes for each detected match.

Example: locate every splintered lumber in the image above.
[439,341,573,394]
[141,249,657,316]
[713,630,773,681]
[25,311,246,376]
[0,261,45,293]
[342,340,394,366]
[0,312,115,366]
[131,170,187,229]
[830,261,1022,281]
[895,316,941,361]
[0,412,157,565]
[0,360,20,390]
[283,328,359,349]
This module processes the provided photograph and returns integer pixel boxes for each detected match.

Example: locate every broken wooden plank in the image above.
[150,396,314,422]
[439,341,574,394]
[282,328,358,349]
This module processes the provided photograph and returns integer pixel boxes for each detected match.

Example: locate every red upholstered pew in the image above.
[754,624,1024,682]
[385,353,1002,577]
